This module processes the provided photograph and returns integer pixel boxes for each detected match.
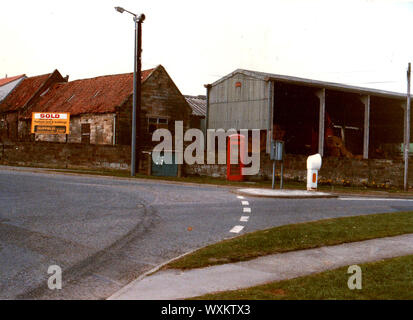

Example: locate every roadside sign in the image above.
[31,112,70,134]
[270,140,284,190]
[270,140,284,161]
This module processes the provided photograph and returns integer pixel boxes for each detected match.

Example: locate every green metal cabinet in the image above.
[151,151,178,177]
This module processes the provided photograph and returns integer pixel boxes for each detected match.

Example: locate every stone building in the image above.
[19,65,192,150]
[0,70,66,143]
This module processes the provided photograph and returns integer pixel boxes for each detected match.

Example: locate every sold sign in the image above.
[31,112,70,134]
[34,113,68,120]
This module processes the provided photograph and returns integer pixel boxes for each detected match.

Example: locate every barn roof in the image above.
[184,95,206,117]
[209,68,411,100]
[0,74,25,87]
[22,67,157,118]
[0,72,57,113]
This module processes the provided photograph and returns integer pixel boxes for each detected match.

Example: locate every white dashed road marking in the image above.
[230,225,244,233]
[229,196,252,234]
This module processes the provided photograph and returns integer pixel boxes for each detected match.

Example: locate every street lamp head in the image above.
[136,13,145,22]
[115,6,145,22]
[132,14,145,23]
[114,6,125,13]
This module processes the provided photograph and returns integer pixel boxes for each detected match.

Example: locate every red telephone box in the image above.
[227,134,245,181]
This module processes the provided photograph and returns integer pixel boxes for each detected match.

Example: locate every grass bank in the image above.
[192,255,413,300]
[165,211,413,270]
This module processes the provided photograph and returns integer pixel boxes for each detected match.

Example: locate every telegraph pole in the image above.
[134,14,144,175]
[404,62,411,191]
[115,6,145,176]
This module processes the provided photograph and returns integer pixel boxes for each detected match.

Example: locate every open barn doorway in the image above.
[324,90,364,158]
[273,82,319,155]
[370,97,404,159]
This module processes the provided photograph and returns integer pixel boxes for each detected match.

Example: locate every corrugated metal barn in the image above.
[206,69,412,160]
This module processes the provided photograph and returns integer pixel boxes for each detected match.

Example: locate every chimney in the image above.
[63,75,69,82]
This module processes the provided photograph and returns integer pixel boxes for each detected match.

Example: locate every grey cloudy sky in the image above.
[1,0,413,95]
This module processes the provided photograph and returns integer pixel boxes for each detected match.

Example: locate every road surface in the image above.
[1,166,413,299]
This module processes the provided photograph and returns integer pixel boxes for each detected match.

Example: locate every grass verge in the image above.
[165,211,413,270]
[2,162,413,193]
[191,255,413,299]
[49,167,413,195]
[52,168,259,187]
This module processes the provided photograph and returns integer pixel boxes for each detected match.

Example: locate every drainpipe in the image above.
[113,114,117,145]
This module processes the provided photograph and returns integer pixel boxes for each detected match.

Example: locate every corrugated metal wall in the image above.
[208,73,269,130]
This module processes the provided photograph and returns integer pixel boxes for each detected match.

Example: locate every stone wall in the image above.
[183,152,410,188]
[0,141,131,171]
[184,163,227,178]
[1,140,409,187]
[258,154,408,187]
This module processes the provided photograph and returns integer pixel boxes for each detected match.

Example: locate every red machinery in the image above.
[227,134,245,181]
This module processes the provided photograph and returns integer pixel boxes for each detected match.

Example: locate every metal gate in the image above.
[151,151,178,177]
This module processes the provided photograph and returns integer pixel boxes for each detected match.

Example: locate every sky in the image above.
[1,0,413,96]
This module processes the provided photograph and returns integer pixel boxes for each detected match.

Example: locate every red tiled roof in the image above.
[24,68,155,118]
[0,74,25,87]
[0,73,52,112]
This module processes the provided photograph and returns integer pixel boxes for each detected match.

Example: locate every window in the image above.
[147,117,168,134]
[81,123,90,144]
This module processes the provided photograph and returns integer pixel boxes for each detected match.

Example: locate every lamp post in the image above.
[115,6,145,176]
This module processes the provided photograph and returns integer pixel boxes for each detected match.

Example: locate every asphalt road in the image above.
[1,166,413,299]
